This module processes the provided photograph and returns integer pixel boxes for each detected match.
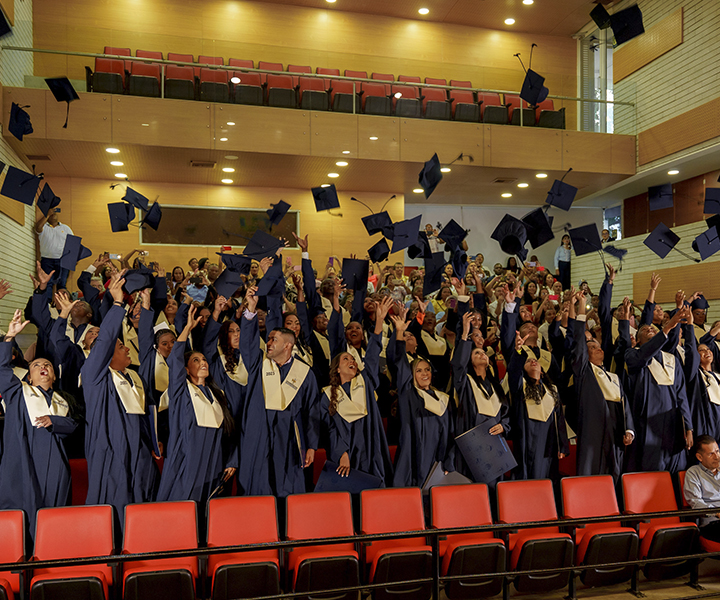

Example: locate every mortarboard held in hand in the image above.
[1,165,41,206]
[342,258,370,292]
[648,183,673,211]
[242,230,284,260]
[390,215,422,254]
[107,202,136,232]
[418,153,443,199]
[609,4,645,46]
[9,102,33,141]
[691,294,710,311]
[60,234,92,272]
[123,265,155,294]
[439,219,467,253]
[521,207,554,249]
[452,248,469,280]
[368,238,390,263]
[256,256,286,297]
[45,77,80,129]
[311,184,340,212]
[266,200,290,227]
[644,222,699,262]
[423,252,447,297]
[37,183,61,217]
[314,461,383,494]
[142,202,162,230]
[545,168,578,211]
[217,252,252,275]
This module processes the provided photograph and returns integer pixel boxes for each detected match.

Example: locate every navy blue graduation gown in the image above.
[202,315,245,420]
[238,311,320,497]
[80,306,158,524]
[48,317,86,401]
[0,343,77,535]
[322,332,393,486]
[407,318,452,392]
[392,339,455,487]
[683,324,720,441]
[156,340,236,503]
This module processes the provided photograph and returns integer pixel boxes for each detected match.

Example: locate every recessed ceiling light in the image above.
[220,137,228,141]
[668,169,680,175]
[114,173,127,178]
[227,122,236,126]
[222,167,235,173]
[328,172,339,178]
[336,161,348,167]
[536,173,548,178]
[225,155,239,160]
[413,188,424,194]
[369,136,378,141]
[440,167,451,173]
[518,183,529,188]
[110,161,124,166]
[326,0,336,3]
[418,7,429,15]
[231,76,241,84]
[501,193,512,198]
[141,123,149,127]
[221,179,233,184]
[321,184,331,188]
[106,147,120,154]
[523,0,534,4]
[342,150,351,154]
[505,18,515,25]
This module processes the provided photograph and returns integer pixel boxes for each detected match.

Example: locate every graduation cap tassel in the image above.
[63,102,70,129]
[528,43,538,71]
[672,247,701,263]
[560,167,573,183]
[379,194,396,213]
[350,197,374,213]
[514,53,527,74]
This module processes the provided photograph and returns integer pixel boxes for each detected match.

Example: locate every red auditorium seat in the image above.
[449,88,479,122]
[30,505,115,600]
[535,99,566,129]
[372,72,394,94]
[677,470,691,508]
[90,58,125,94]
[199,68,229,103]
[497,479,573,594]
[207,496,280,600]
[561,475,638,588]
[164,65,195,100]
[391,84,421,118]
[167,52,194,64]
[136,49,163,61]
[128,62,161,97]
[361,82,391,116]
[104,46,132,71]
[422,87,450,120]
[69,458,88,506]
[297,76,328,110]
[329,79,359,113]
[344,69,368,79]
[316,67,340,90]
[258,61,283,85]
[0,510,25,600]
[430,484,505,599]
[195,55,223,80]
[228,58,254,70]
[231,72,263,105]
[622,471,698,581]
[286,492,359,600]
[287,64,312,86]
[265,74,296,108]
[478,92,507,124]
[505,94,536,126]
[424,77,446,85]
[360,487,432,600]
[398,75,421,83]
[312,447,327,486]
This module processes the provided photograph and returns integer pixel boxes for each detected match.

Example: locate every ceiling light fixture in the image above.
[114,173,127,178]
[328,172,339,178]
[418,8,429,15]
[523,0,534,4]
[336,161,348,167]
[220,137,228,141]
[227,121,236,126]
[369,136,378,140]
[222,167,235,173]
[440,167,451,173]
[536,173,548,178]
[326,0,336,3]
[505,18,515,25]
[321,183,331,187]
[413,188,424,194]
[342,150,351,154]
[110,161,124,166]
[225,155,239,160]
[668,169,680,175]
[518,183,529,188]
[106,147,120,154]
[501,193,512,198]
[221,179,233,184]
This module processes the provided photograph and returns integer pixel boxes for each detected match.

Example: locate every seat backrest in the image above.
[232,72,262,86]
[287,492,354,540]
[478,92,502,106]
[361,488,426,534]
[330,79,357,97]
[372,72,393,82]
[124,501,198,553]
[104,46,131,57]
[536,98,555,111]
[166,65,194,81]
[131,62,161,78]
[229,58,254,69]
[298,76,325,92]
[344,69,368,79]
[561,475,620,519]
[168,52,194,64]
[423,88,447,102]
[497,479,559,524]
[431,484,493,531]
[207,496,278,547]
[398,75,421,83]
[677,470,690,508]
[288,64,312,74]
[136,49,163,60]
[317,67,340,76]
[449,79,472,88]
[449,89,475,103]
[0,510,24,594]
[266,74,293,89]
[391,84,418,100]
[200,68,228,83]
[425,77,446,85]
[95,57,125,76]
[259,61,283,73]
[504,94,523,110]
[361,82,387,97]
[623,471,680,518]
[199,55,224,66]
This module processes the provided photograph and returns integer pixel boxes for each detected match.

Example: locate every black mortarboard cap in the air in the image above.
[603,244,628,261]
[545,178,578,211]
[610,4,645,46]
[242,229,283,260]
[569,223,602,257]
[217,252,251,275]
[693,227,720,261]
[490,214,528,256]
[368,238,390,263]
[691,294,710,311]
[107,202,136,232]
[362,211,393,237]
[37,183,61,217]
[521,207,555,249]
[408,230,432,260]
[439,219,467,252]
[256,257,285,297]
[342,258,370,291]
[648,183,673,211]
[9,103,33,141]
[423,252,446,296]
[391,215,422,254]
[590,4,611,29]
[418,153,443,199]
[1,165,41,205]
[704,188,720,215]
[142,202,162,230]
[520,69,549,107]
[311,184,340,211]
[213,268,245,298]
[266,200,290,226]
[123,187,150,212]
[123,265,155,294]
[45,77,79,128]
[452,248,468,280]
[643,222,680,259]
[60,234,92,272]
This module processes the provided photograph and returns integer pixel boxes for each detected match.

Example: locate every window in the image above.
[603,205,622,241]
[579,28,614,133]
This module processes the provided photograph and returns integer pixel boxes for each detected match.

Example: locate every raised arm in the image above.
[239,286,262,372]
[639,273,661,327]
[390,315,412,391]
[598,265,614,355]
[0,310,29,399]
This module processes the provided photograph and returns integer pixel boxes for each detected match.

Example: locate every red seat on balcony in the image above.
[128,61,161,97]
[199,68,229,103]
[258,61,283,85]
[478,92,507,124]
[329,79,359,113]
[92,58,125,94]
[391,84,421,118]
[288,64,312,86]
[362,82,391,115]
[398,75,421,83]
[231,71,263,105]
[506,94,536,126]
[298,76,328,110]
[316,67,340,90]
[266,74,296,108]
[165,65,195,100]
[450,89,479,122]
[372,72,394,95]
[422,87,450,120]
[228,58,254,70]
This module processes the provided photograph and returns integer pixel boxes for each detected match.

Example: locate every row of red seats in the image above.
[0,472,706,600]
[85,47,565,127]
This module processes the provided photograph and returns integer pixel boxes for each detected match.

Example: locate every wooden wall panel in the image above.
[357,117,400,161]
[0,0,13,25]
[647,197,674,232]
[310,113,359,158]
[674,175,705,227]
[611,135,636,174]
[399,120,483,164]
[486,126,563,171]
[638,97,720,165]
[623,192,648,238]
[633,261,720,305]
[562,131,612,173]
[614,8,683,84]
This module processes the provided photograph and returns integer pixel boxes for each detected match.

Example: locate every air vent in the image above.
[493,177,517,184]
[190,160,216,169]
[26,154,51,161]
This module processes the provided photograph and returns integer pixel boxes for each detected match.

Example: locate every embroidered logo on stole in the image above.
[21,382,69,422]
[109,369,146,414]
[262,358,310,411]
[187,382,224,428]
[323,376,367,423]
[647,351,675,386]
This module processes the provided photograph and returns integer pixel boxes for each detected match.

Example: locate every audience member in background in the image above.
[554,234,572,291]
[684,435,720,541]
[35,207,73,301]
[506,257,520,275]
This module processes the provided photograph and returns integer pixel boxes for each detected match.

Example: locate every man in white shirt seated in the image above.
[684,435,720,541]
[35,207,74,301]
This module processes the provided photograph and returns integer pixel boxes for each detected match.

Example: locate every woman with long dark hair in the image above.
[322,296,394,484]
[554,234,572,291]
[283,311,313,366]
[156,306,236,504]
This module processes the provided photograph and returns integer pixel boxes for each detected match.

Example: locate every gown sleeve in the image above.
[81,305,125,387]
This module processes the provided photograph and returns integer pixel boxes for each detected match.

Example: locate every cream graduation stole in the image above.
[293,342,313,367]
[12,366,28,381]
[421,330,447,356]
[123,324,140,366]
[262,357,311,411]
[522,345,552,373]
[219,349,249,386]
[467,374,502,417]
[323,376,367,423]
[314,331,331,360]
[109,368,146,414]
[187,382,224,428]
[156,312,178,336]
[154,351,169,392]
[66,321,91,348]
[695,323,708,342]
[590,363,622,403]
[21,382,69,422]
[347,345,365,372]
[415,386,449,417]
[523,380,556,422]
[676,343,686,365]
[702,369,720,406]
[260,337,266,353]
[647,351,675,386]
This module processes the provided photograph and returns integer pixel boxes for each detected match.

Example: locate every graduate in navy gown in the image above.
[156,306,237,504]
[238,286,320,497]
[391,310,455,487]
[0,309,78,536]
[321,295,393,485]
[683,314,720,442]
[80,273,159,525]
[569,289,634,482]
[452,312,510,482]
